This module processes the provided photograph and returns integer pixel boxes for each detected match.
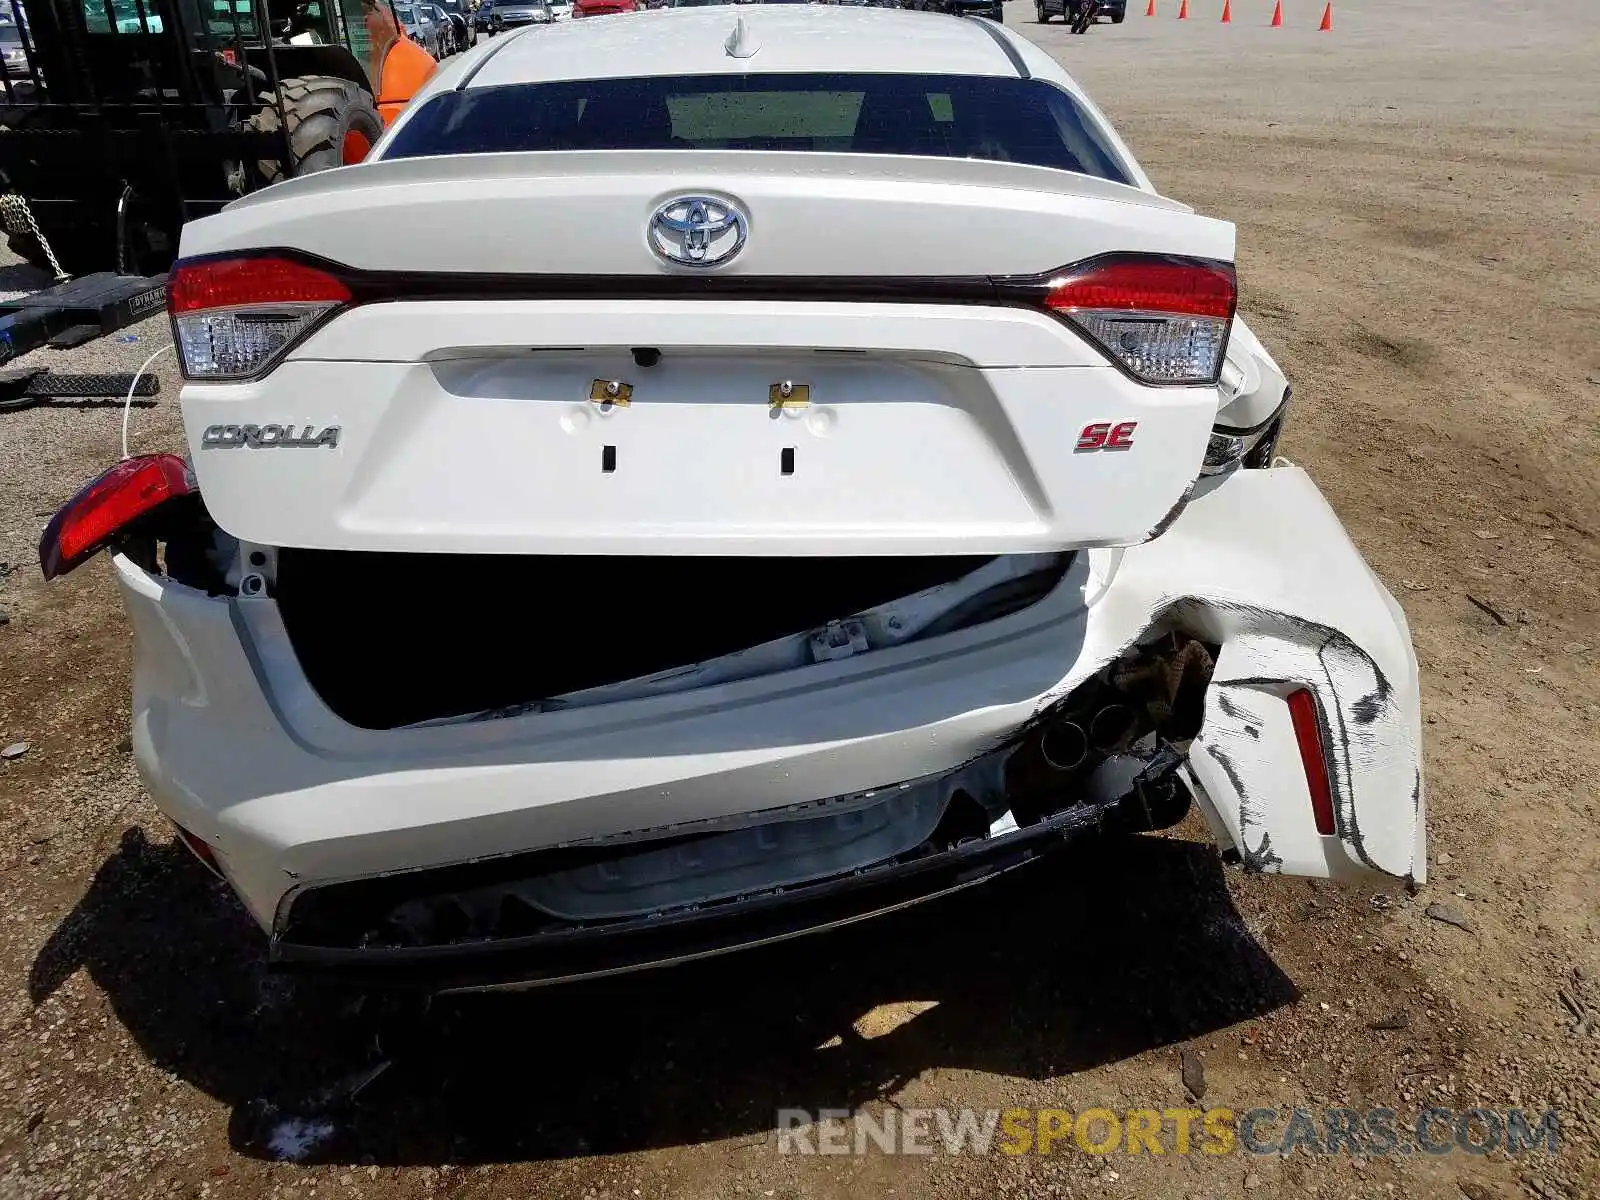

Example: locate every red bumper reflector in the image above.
[38,454,193,580]
[1287,687,1336,836]
[173,823,224,877]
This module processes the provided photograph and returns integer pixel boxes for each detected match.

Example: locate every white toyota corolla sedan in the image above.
[41,6,1424,990]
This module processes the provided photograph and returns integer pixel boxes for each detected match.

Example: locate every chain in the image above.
[0,192,70,282]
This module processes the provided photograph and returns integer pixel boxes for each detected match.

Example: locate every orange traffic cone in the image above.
[1269,0,1282,24]
[1145,0,1155,14]
[1177,0,1188,17]
[1220,0,1230,20]
[1318,1,1332,27]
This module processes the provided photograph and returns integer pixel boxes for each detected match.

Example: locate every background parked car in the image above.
[433,0,477,48]
[1037,0,1126,22]
[0,17,32,81]
[572,0,636,13]
[491,0,554,27]
[395,0,444,54]
[909,0,1003,21]
[425,2,460,51]
[549,0,573,16]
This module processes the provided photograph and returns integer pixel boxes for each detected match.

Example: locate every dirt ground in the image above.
[1,0,1598,1196]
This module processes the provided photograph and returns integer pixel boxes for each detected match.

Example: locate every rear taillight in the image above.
[168,255,352,381]
[39,454,194,580]
[1287,687,1336,836]
[1041,254,1236,386]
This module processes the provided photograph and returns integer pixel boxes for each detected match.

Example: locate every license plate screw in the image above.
[769,380,810,409]
[590,378,633,406]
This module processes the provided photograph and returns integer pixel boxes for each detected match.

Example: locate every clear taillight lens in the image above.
[168,256,352,381]
[1042,255,1237,386]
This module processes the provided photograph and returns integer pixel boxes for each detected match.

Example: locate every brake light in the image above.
[1042,254,1236,386]
[1286,687,1336,836]
[168,255,352,381]
[39,454,193,580]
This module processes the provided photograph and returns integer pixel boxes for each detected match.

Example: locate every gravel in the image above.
[1425,902,1476,933]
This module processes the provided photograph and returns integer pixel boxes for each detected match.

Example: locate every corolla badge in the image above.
[201,423,340,449]
[648,195,747,268]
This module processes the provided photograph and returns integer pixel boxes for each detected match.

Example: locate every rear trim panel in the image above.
[182,348,1217,556]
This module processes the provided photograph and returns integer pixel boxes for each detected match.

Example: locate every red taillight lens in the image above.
[167,255,352,313]
[1042,254,1237,385]
[1044,256,1237,319]
[1286,687,1336,836]
[168,255,352,381]
[172,822,225,878]
[39,454,193,580]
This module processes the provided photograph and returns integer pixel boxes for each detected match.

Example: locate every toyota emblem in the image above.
[648,195,748,269]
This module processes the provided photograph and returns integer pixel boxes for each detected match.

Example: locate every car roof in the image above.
[466,8,1031,87]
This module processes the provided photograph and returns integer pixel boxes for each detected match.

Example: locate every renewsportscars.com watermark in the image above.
[776,1107,1563,1158]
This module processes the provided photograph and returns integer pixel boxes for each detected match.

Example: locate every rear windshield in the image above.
[382,72,1133,183]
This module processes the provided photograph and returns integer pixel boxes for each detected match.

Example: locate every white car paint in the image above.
[133,7,1421,985]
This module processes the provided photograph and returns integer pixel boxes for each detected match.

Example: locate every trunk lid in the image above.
[177,153,1231,556]
[180,151,1229,276]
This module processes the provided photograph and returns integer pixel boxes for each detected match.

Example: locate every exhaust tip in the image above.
[1038,721,1088,773]
[1089,703,1141,754]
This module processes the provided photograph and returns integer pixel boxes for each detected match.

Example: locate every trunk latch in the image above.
[809,619,870,663]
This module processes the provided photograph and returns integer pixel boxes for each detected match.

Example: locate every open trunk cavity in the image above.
[273,551,1070,730]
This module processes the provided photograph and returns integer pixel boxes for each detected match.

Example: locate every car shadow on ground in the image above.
[30,825,1298,1165]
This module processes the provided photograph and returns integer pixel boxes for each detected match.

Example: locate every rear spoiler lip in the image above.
[211,147,1194,218]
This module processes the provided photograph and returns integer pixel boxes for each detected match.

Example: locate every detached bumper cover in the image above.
[116,465,1423,986]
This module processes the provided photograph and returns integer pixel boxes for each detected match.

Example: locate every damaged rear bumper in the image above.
[275,794,1147,992]
[114,465,1423,990]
